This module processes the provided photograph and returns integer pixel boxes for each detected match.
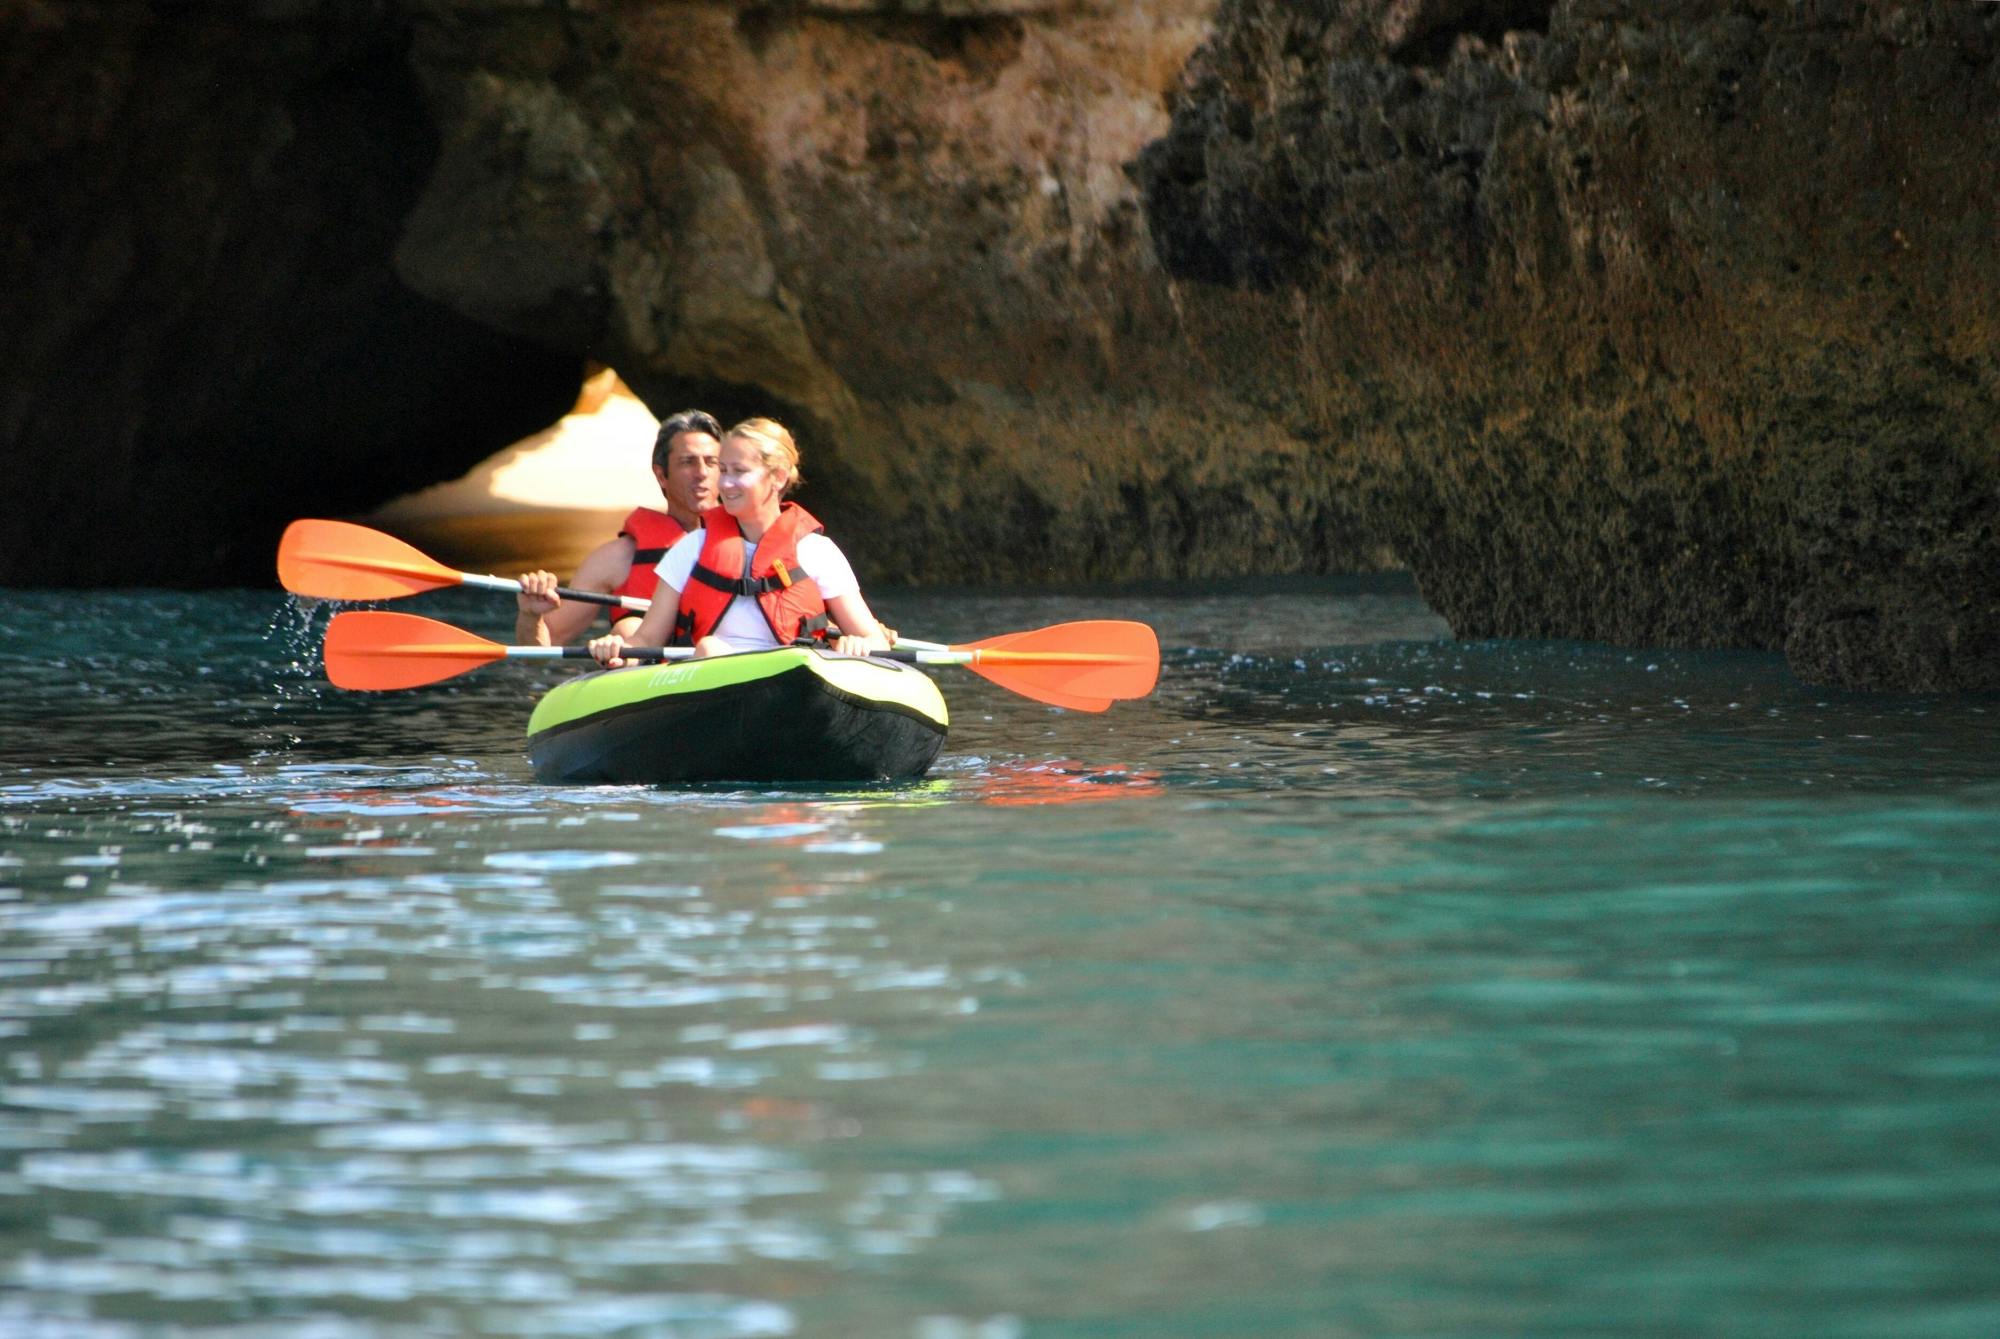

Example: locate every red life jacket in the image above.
[609,507,690,624]
[671,502,832,647]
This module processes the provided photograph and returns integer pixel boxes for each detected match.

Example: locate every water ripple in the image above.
[3,581,2000,1335]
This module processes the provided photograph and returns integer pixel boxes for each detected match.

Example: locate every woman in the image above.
[587,417,892,667]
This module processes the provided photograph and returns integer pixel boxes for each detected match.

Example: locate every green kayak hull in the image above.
[525,647,949,785]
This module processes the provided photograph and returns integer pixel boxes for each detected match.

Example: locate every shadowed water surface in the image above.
[2,580,1998,1338]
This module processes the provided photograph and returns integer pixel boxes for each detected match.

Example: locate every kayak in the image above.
[525,647,949,785]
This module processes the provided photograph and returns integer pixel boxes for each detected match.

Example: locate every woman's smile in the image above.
[717,439,781,518]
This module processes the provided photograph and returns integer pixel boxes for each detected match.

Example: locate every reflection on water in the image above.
[2,578,1999,1336]
[0,783,1006,1335]
[958,759,1163,807]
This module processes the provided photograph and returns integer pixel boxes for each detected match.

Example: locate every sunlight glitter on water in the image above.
[2,580,2000,1336]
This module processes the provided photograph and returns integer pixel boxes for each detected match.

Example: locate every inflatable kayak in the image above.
[525,646,949,785]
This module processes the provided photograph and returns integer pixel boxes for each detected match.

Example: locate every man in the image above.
[514,409,722,645]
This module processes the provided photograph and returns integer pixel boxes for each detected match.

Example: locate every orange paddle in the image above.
[278,519,640,609]
[322,611,1159,711]
[276,519,968,663]
[947,620,1160,710]
[323,611,673,690]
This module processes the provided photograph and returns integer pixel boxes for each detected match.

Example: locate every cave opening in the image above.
[363,367,669,582]
[0,15,586,588]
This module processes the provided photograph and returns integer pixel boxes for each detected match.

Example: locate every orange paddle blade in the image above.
[279,519,467,601]
[957,620,1159,710]
[323,611,506,690]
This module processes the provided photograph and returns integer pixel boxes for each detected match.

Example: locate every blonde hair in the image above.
[725,417,802,495]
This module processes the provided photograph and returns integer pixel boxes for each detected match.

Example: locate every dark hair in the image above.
[652,410,723,468]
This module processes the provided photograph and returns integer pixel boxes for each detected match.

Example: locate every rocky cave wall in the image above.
[1134,0,2000,690]
[2,0,1996,689]
[0,1,583,587]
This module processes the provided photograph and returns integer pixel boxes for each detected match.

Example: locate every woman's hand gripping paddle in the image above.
[323,611,1160,710]
[278,519,641,610]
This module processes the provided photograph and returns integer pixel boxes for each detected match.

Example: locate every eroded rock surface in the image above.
[3,0,1996,688]
[1134,0,2000,689]
[0,1,580,585]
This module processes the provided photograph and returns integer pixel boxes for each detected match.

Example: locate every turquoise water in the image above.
[3,581,1998,1338]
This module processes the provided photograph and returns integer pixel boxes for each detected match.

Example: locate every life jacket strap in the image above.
[688,562,791,599]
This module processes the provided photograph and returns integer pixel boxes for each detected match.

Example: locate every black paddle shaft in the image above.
[550,586,632,609]
[551,644,929,664]
[555,645,675,661]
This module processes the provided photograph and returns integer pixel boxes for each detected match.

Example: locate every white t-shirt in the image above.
[654,528,860,651]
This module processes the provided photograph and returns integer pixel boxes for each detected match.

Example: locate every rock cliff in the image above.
[0,1,581,585]
[2,1,1995,689]
[1134,0,2000,690]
